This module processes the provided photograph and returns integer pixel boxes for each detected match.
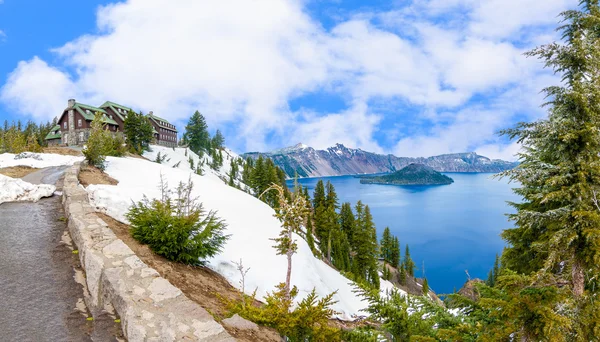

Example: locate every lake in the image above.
[287,173,521,295]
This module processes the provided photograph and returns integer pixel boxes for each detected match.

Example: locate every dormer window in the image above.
[110,115,113,119]
[86,109,91,115]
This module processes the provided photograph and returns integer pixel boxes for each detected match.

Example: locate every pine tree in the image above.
[399,265,407,286]
[499,2,600,316]
[390,236,401,268]
[211,129,225,149]
[380,227,392,263]
[403,245,415,277]
[263,183,309,298]
[124,110,153,154]
[339,202,356,248]
[183,111,210,155]
[306,215,317,255]
[422,278,429,296]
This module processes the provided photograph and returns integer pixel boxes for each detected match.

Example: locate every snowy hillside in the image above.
[143,145,248,190]
[87,155,396,320]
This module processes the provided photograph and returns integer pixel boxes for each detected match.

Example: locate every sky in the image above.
[0,0,577,159]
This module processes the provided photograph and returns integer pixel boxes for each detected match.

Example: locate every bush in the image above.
[223,283,341,342]
[126,176,229,264]
[83,112,125,169]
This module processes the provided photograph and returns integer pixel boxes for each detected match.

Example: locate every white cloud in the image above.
[0,0,577,157]
[0,57,75,121]
[287,102,383,153]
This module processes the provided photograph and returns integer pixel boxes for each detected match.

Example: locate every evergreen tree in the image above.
[124,110,153,154]
[422,278,429,296]
[183,111,210,154]
[306,215,317,255]
[211,129,225,149]
[390,236,401,268]
[500,0,600,300]
[380,227,392,263]
[339,202,356,248]
[403,245,415,277]
[398,265,407,286]
[352,202,380,288]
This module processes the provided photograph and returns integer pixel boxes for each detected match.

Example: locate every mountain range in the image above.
[243,143,518,178]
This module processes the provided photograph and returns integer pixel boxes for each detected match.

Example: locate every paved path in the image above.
[0,167,121,341]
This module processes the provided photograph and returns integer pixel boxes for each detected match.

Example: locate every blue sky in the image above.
[0,0,576,159]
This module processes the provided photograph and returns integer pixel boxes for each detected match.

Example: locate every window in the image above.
[78,119,82,127]
[110,115,113,120]
[63,122,67,129]
[86,109,91,115]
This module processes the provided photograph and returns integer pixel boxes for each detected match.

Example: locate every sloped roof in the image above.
[45,125,61,140]
[67,102,118,126]
[148,114,178,132]
[100,101,132,121]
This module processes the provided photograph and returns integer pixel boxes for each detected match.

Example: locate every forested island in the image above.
[359,163,454,185]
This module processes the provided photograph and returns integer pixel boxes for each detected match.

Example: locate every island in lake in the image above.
[359,163,454,185]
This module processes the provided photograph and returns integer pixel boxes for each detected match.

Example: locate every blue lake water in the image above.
[287,173,521,295]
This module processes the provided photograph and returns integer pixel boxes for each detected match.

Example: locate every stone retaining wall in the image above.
[62,163,235,342]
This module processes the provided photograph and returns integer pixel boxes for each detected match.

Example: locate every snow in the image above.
[0,152,83,169]
[87,155,392,320]
[142,145,247,189]
[0,174,56,205]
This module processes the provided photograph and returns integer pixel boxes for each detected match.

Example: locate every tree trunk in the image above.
[572,259,585,297]
[285,227,293,299]
[327,230,332,263]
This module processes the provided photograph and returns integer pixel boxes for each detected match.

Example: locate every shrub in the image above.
[126,176,229,265]
[223,283,341,342]
[83,112,125,169]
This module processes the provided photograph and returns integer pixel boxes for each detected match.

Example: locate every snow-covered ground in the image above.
[0,152,83,169]
[0,174,56,205]
[143,145,247,190]
[87,155,384,320]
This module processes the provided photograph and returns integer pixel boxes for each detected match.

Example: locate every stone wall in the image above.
[62,163,235,342]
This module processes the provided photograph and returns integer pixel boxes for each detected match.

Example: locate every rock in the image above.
[14,152,43,160]
[222,314,259,331]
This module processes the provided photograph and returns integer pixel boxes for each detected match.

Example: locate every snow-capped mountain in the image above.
[243,143,518,178]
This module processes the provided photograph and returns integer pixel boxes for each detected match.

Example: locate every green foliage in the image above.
[123,110,153,154]
[247,156,289,209]
[154,151,168,164]
[355,283,463,341]
[486,254,501,287]
[211,129,225,149]
[422,278,429,296]
[83,112,110,169]
[224,283,341,342]
[403,245,415,277]
[360,163,454,185]
[126,176,229,265]
[183,111,210,155]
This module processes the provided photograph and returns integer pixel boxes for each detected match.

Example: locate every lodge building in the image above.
[46,99,178,147]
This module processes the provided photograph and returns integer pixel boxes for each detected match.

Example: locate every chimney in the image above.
[149,111,153,116]
[68,99,76,108]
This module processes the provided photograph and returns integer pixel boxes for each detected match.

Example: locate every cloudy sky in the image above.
[0,0,576,159]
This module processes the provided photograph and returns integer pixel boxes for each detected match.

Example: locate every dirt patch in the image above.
[97,213,280,342]
[0,166,39,178]
[43,147,83,156]
[125,152,150,161]
[78,165,119,187]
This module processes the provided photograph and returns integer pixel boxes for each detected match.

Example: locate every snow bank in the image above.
[0,152,83,169]
[0,174,56,204]
[88,156,370,320]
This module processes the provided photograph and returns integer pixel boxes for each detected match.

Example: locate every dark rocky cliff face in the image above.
[243,143,518,178]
